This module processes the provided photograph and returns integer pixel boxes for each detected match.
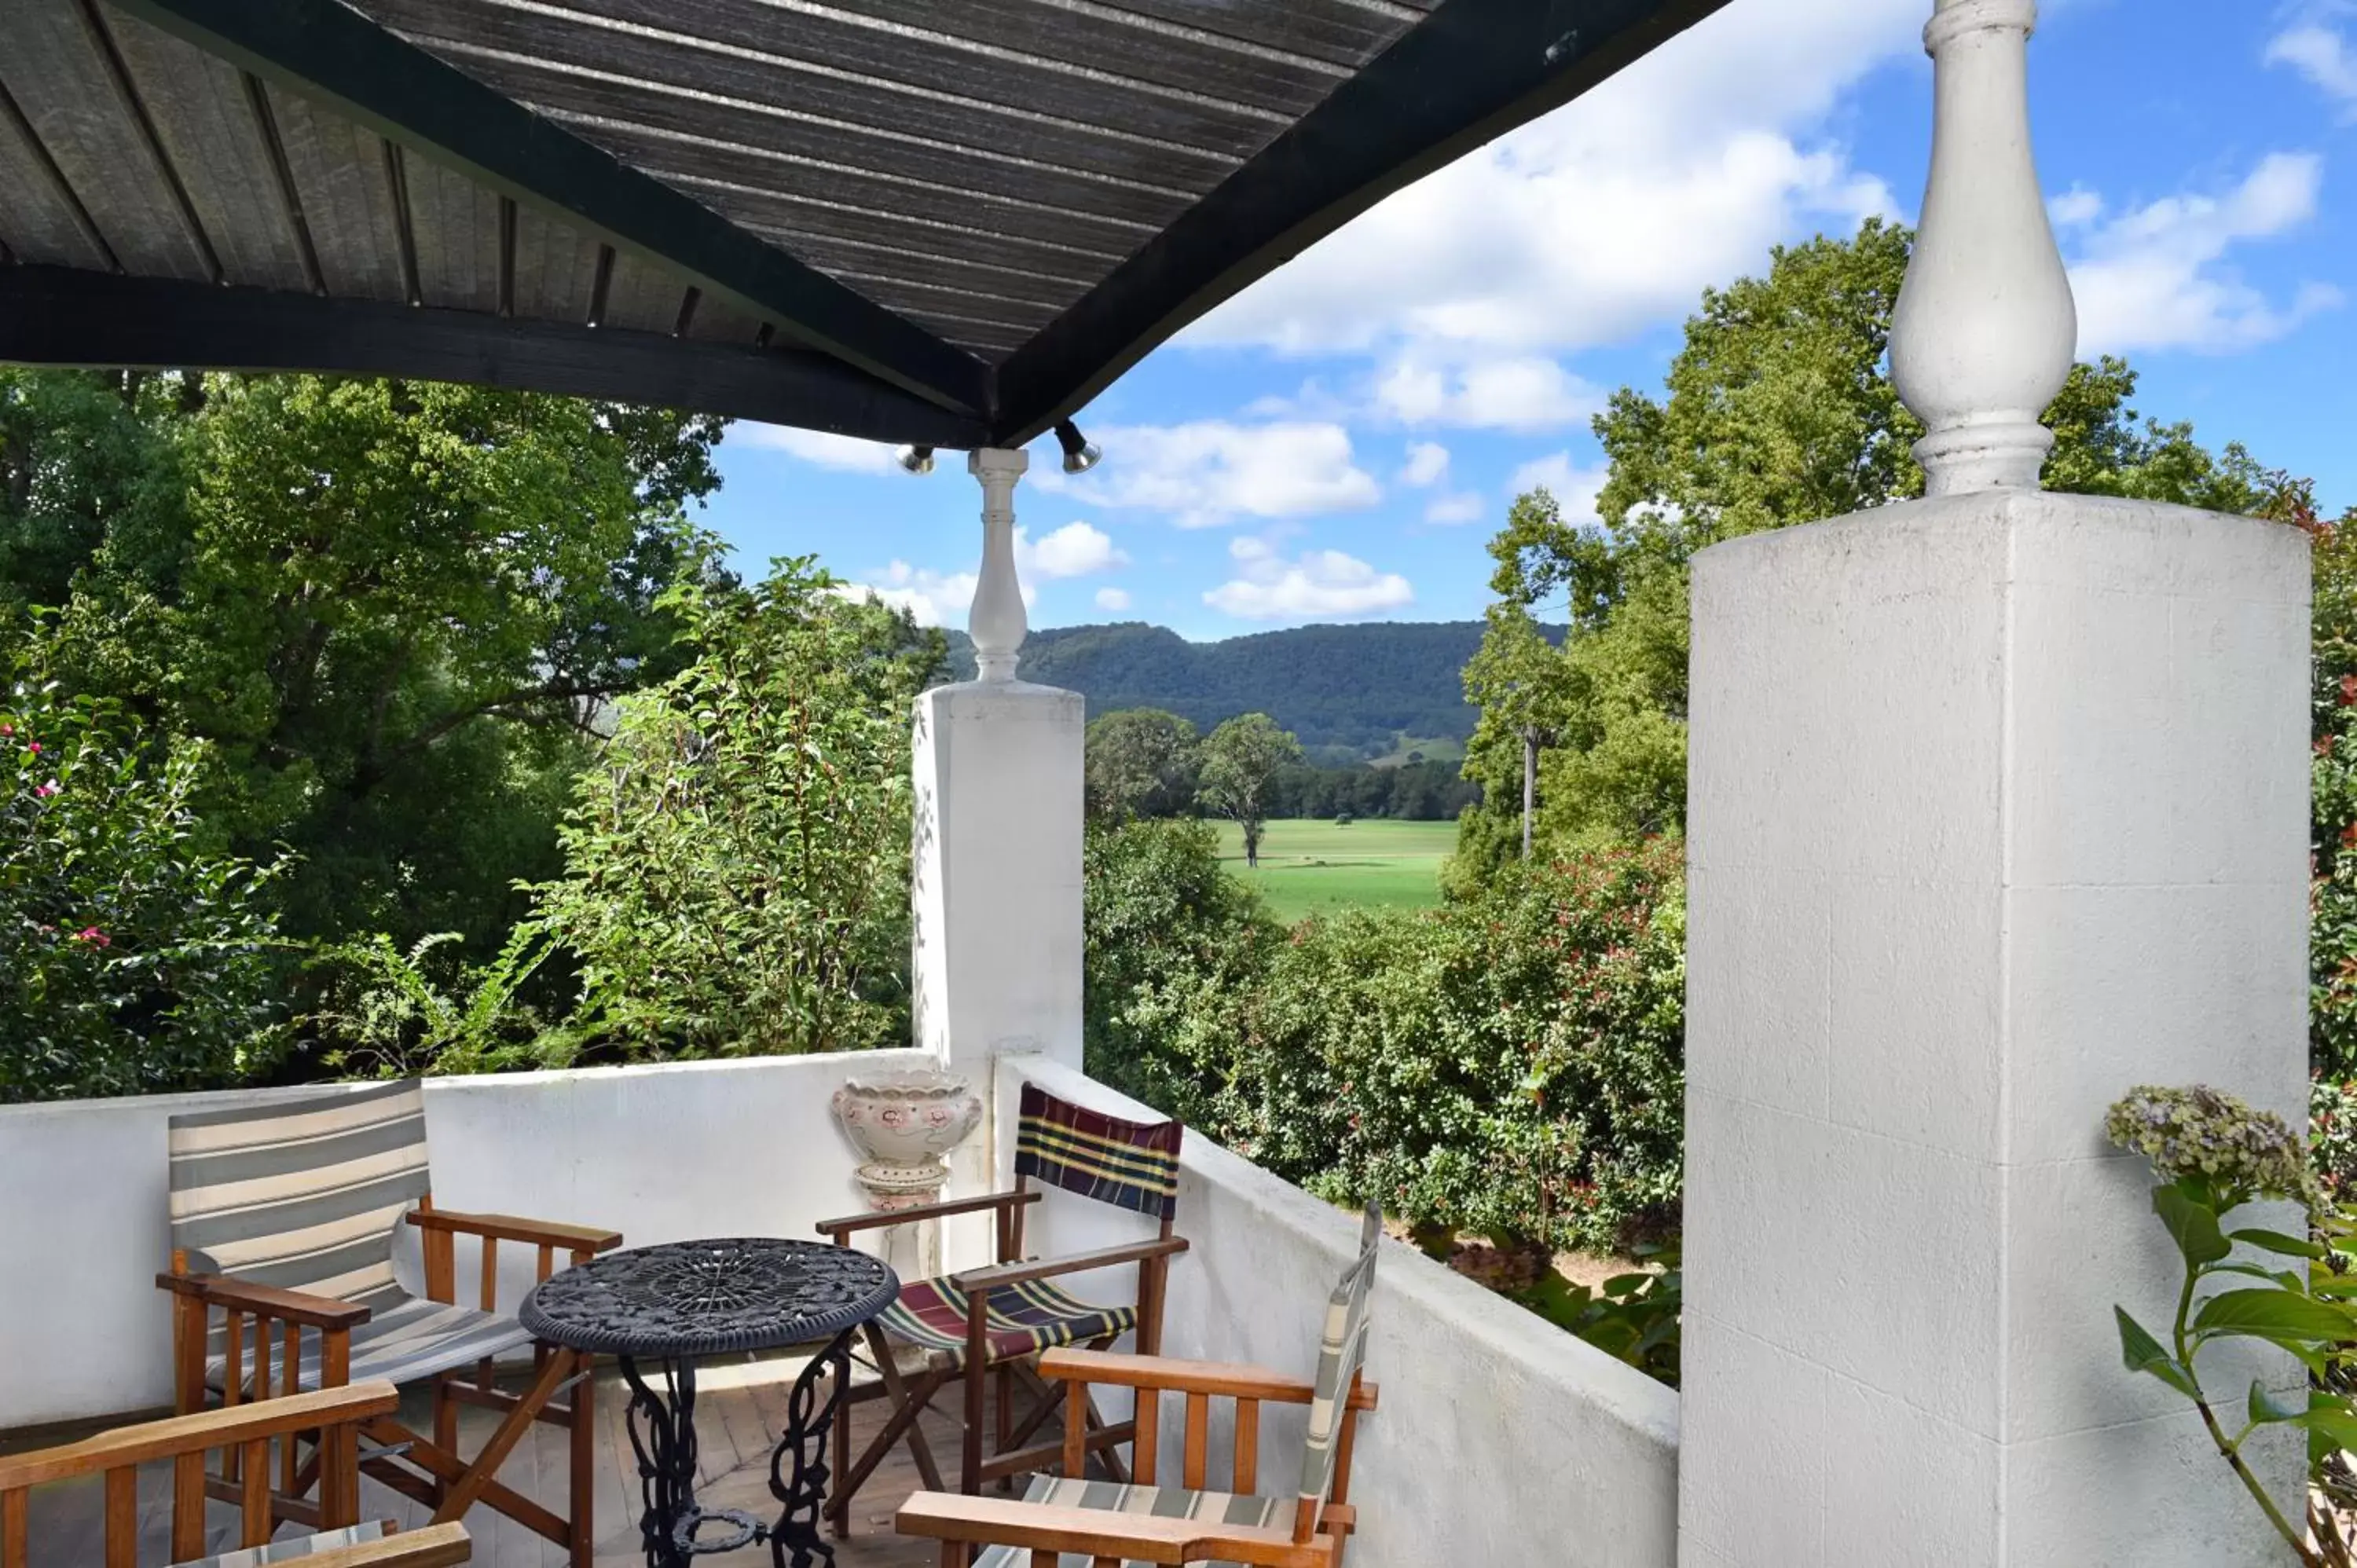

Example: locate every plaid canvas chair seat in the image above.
[824,1084,1190,1536]
[893,1207,1383,1568]
[971,1477,1284,1568]
[877,1276,1138,1371]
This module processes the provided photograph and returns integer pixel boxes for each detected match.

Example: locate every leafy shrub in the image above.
[0,655,289,1101]
[1082,816,1281,1126]
[302,928,568,1078]
[1223,841,1685,1255]
[526,560,939,1057]
[1085,834,1686,1257]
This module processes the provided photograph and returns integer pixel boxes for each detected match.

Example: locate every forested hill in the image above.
[940,621,1559,756]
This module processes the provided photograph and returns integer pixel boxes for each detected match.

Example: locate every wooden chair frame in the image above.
[0,1378,472,1567]
[894,1346,1376,1568]
[157,1195,620,1566]
[819,1185,1190,1534]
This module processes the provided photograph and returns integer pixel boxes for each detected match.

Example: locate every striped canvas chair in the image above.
[894,1206,1384,1568]
[157,1081,621,1566]
[820,1084,1191,1535]
[0,1378,472,1567]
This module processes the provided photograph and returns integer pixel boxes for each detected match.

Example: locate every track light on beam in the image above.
[896,445,936,475]
[1054,420,1102,475]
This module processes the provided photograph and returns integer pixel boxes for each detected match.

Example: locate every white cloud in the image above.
[737,426,900,473]
[1424,492,1486,527]
[2068,153,2341,355]
[1094,587,1134,613]
[1204,537,1414,621]
[1373,356,1603,432]
[1186,0,1915,364]
[1035,421,1381,528]
[2049,188,2105,229]
[1398,442,1451,488]
[2268,21,2357,111]
[836,562,1033,628]
[1018,521,1127,579]
[1508,453,1610,523]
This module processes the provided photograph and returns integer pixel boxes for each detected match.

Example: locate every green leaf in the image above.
[2116,1307,2201,1399]
[2304,1401,2357,1457]
[2230,1228,2327,1262]
[2249,1379,2307,1426]
[2153,1185,2231,1268]
[2191,1288,2357,1346]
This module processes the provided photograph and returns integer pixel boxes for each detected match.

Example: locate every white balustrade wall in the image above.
[0,1050,933,1429]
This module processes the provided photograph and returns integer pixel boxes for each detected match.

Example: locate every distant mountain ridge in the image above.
[939,621,1559,757]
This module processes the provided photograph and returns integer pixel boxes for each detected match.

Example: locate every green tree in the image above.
[1197,713,1302,868]
[527,559,941,1058]
[1458,218,2278,874]
[1082,815,1279,1123]
[1084,707,1200,820]
[0,634,291,1102]
[26,372,724,955]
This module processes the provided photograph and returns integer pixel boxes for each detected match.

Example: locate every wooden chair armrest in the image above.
[950,1236,1189,1294]
[157,1271,372,1332]
[404,1208,622,1253]
[895,1490,1323,1567]
[0,1381,401,1489]
[816,1188,1040,1239]
[298,1521,472,1566]
[1036,1348,1378,1411]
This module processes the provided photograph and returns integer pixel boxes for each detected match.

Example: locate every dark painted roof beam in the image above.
[107,0,991,419]
[0,264,991,447]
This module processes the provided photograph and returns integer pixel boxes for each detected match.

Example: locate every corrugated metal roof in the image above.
[0,0,1734,446]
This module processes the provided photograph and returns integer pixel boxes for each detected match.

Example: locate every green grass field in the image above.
[1213,818,1456,922]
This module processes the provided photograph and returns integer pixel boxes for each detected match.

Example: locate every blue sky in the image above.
[696,0,2357,642]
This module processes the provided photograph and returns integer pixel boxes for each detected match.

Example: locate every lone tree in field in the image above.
[1196,713,1301,869]
[1085,707,1200,821]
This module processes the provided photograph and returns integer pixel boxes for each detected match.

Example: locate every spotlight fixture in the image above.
[1054,420,1102,475]
[895,445,936,475]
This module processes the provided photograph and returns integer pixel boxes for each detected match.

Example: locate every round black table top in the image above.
[520,1238,898,1358]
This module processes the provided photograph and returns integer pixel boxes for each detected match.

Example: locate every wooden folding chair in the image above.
[894,1206,1384,1568]
[0,1378,472,1566]
[820,1084,1190,1534]
[156,1081,620,1566]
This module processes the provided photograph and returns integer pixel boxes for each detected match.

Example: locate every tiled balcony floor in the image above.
[17,1354,954,1566]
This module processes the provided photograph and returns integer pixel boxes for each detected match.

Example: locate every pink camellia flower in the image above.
[0,724,13,736]
[33,779,58,799]
[71,927,110,948]
[24,742,38,756]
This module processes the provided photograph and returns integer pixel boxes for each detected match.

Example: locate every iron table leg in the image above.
[766,1329,856,1568]
[621,1356,763,1566]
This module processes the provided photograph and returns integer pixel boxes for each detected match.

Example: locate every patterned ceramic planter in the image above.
[830,1068,984,1211]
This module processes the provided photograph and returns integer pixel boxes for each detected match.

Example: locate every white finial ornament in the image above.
[967,449,1028,682]
[1889,0,2077,496]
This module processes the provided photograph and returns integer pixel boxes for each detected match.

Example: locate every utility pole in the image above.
[1521,724,1539,860]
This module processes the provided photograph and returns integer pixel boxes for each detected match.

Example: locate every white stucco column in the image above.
[1677,3,2312,1563]
[911,448,1086,1265]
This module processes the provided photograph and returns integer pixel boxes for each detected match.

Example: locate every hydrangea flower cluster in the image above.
[2106,1084,2318,1206]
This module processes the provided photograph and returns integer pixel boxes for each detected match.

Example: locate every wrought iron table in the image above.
[522,1237,898,1568]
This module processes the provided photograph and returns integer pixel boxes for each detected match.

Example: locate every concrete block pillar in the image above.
[1677,5,2311,1563]
[1677,493,2310,1566]
[911,448,1086,1266]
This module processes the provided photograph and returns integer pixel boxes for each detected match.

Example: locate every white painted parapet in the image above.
[0,1052,933,1429]
[911,448,1087,1262]
[1679,4,2311,1561]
